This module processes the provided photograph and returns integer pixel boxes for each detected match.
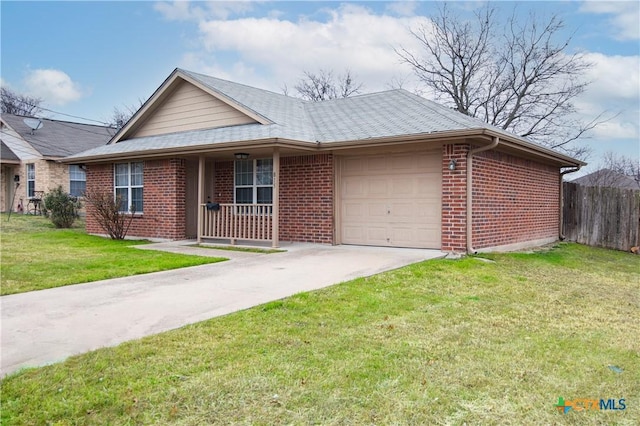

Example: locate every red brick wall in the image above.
[209,155,334,243]
[85,159,186,240]
[441,144,469,252]
[85,163,113,236]
[279,154,334,243]
[213,161,233,203]
[471,150,559,249]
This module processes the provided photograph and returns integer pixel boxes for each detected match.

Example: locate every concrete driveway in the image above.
[1,242,443,377]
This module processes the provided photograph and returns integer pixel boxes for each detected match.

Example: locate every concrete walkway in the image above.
[1,242,444,377]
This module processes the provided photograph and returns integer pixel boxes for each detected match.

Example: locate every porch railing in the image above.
[199,203,273,243]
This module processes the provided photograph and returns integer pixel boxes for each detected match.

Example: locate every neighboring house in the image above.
[65,68,584,253]
[571,168,639,190]
[0,141,21,212]
[0,113,115,213]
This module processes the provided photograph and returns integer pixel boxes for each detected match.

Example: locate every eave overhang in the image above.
[62,127,584,168]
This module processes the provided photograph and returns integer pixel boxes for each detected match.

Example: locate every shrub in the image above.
[83,189,136,240]
[43,186,80,228]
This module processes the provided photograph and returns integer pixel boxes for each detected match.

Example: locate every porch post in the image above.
[272,147,280,248]
[197,154,205,244]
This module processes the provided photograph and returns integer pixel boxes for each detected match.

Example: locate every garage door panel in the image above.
[340,151,442,249]
[368,203,388,218]
[368,178,388,196]
[343,202,363,219]
[343,225,365,241]
[344,178,366,197]
[343,158,365,173]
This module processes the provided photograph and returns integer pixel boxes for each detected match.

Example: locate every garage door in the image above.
[340,151,441,248]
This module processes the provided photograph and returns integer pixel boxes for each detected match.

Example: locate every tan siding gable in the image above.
[131,80,258,138]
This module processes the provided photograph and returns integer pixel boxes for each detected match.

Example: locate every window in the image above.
[114,162,143,213]
[234,159,273,204]
[69,165,86,197]
[26,163,35,198]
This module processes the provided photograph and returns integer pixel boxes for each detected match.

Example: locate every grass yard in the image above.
[0,214,225,295]
[1,243,638,424]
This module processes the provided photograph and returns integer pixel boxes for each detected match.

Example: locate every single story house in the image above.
[0,113,115,213]
[65,68,584,253]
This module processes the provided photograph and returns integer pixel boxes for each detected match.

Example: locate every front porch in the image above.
[193,149,282,248]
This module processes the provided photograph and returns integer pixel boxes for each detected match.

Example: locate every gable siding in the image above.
[132,81,257,138]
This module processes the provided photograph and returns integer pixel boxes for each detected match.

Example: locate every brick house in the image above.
[0,114,114,213]
[65,68,584,253]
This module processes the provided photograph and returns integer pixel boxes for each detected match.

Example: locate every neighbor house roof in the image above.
[65,68,584,167]
[571,169,639,190]
[0,141,20,164]
[1,113,115,158]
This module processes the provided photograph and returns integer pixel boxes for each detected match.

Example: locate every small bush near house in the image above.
[43,186,80,228]
[84,189,135,240]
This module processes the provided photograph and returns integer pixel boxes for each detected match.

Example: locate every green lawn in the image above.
[0,214,225,295]
[2,243,638,424]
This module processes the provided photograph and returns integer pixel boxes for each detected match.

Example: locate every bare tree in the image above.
[109,99,146,130]
[396,4,606,157]
[84,189,137,239]
[292,69,363,101]
[1,87,43,116]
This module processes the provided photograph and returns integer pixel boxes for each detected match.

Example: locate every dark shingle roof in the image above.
[1,113,115,157]
[572,169,639,190]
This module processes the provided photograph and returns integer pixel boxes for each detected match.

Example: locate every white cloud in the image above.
[575,52,640,140]
[154,1,255,21]
[580,1,640,40]
[24,69,85,105]
[385,1,419,17]
[182,3,427,93]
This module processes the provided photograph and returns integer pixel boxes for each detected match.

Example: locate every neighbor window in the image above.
[234,159,273,204]
[69,165,86,197]
[114,162,143,213]
[26,163,35,198]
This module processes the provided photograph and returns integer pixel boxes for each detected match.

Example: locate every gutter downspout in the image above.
[466,136,500,254]
[559,166,582,240]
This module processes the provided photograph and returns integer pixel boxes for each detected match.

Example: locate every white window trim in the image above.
[26,163,36,198]
[69,165,86,197]
[234,158,273,205]
[114,162,144,214]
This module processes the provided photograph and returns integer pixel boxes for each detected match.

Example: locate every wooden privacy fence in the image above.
[563,182,640,251]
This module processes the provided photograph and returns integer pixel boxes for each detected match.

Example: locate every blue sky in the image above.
[1,1,638,175]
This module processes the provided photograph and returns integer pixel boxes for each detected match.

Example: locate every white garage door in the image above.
[340,151,441,249]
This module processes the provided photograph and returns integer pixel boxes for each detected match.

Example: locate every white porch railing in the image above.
[199,203,273,243]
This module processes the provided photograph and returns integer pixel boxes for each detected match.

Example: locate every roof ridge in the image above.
[179,68,305,103]
[1,112,114,130]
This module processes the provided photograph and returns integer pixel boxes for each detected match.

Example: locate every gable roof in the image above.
[1,113,115,158]
[66,68,584,167]
[571,169,639,190]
